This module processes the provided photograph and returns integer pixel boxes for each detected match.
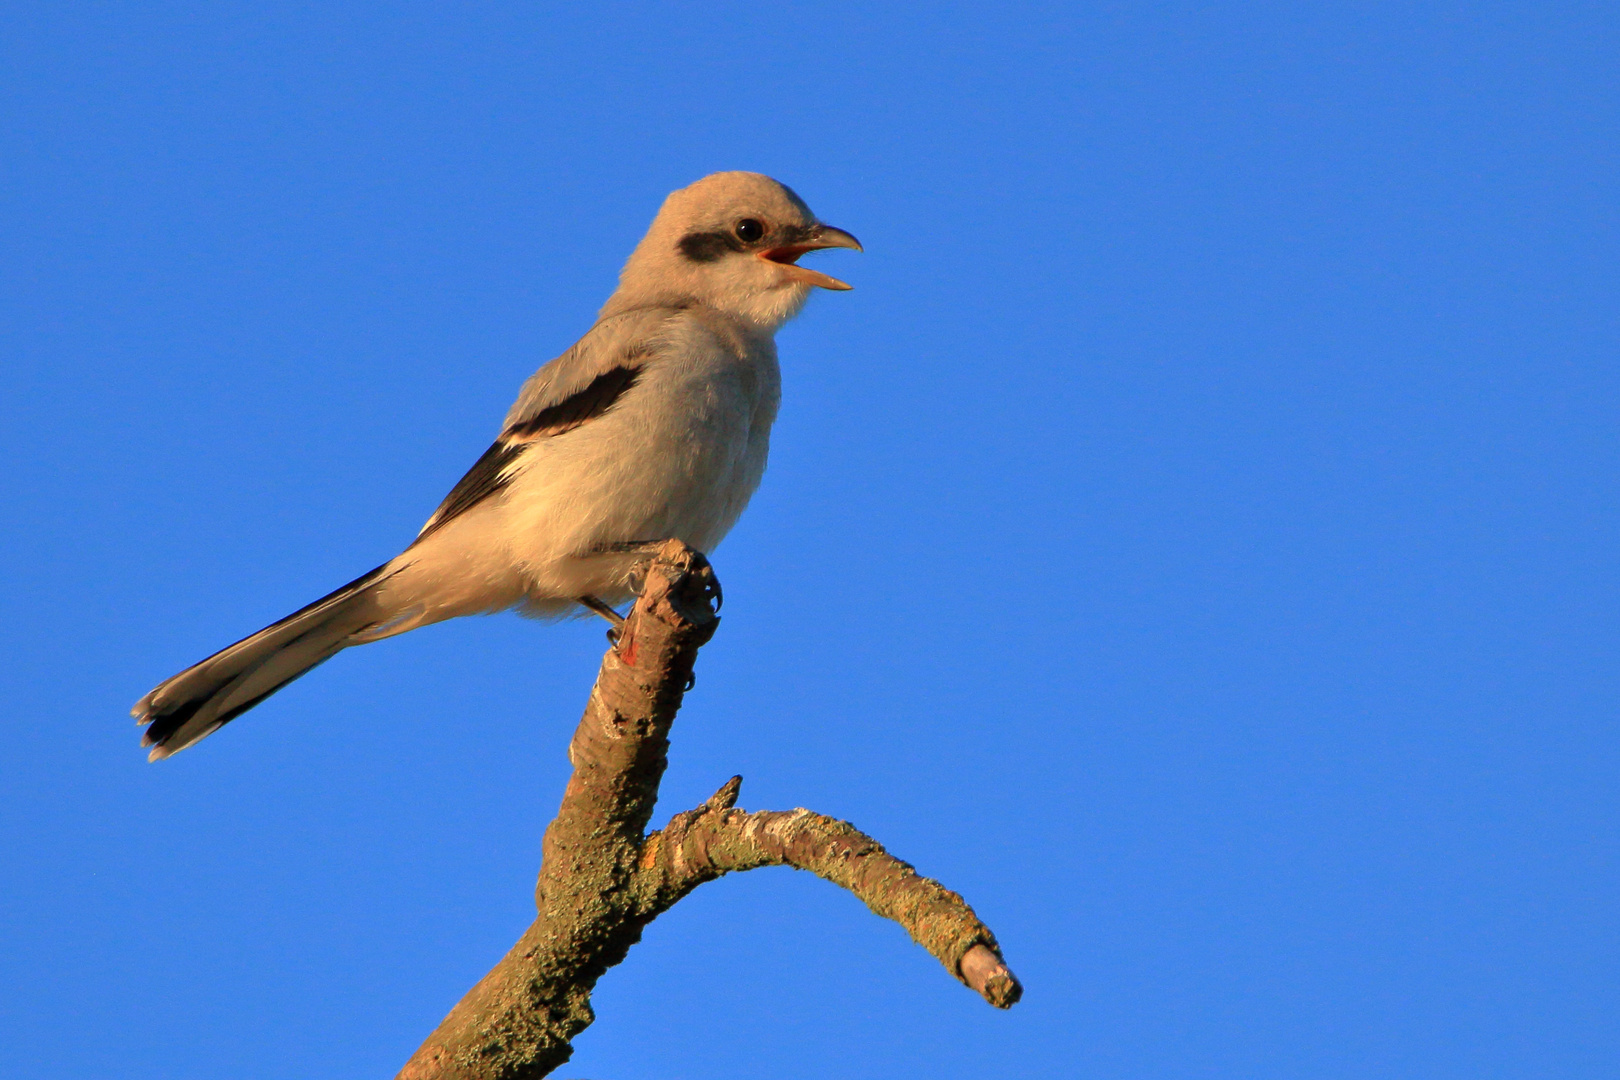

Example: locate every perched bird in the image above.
[133,171,859,760]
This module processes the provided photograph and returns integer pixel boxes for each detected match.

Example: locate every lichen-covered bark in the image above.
[397,542,1019,1080]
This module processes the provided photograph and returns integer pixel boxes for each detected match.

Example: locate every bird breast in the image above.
[499,314,780,597]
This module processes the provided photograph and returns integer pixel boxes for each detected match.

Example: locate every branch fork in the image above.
[399,541,1019,1080]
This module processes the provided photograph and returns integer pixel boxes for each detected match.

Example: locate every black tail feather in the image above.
[135,563,392,759]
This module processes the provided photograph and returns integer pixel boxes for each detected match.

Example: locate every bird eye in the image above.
[735,218,765,243]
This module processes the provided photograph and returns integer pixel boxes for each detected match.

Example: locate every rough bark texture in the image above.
[398,541,1020,1080]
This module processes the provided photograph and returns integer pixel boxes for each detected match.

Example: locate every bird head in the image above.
[610,172,862,331]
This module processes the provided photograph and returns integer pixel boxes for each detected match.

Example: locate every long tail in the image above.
[133,563,405,760]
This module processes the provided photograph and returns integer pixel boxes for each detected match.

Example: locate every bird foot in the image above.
[590,539,723,613]
[690,558,723,614]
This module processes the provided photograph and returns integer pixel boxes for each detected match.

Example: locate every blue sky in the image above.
[1,3,1615,1077]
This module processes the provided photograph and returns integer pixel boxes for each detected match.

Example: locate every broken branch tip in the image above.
[707,775,743,810]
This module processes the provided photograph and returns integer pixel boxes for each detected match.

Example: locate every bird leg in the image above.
[579,595,626,643]
[591,539,669,555]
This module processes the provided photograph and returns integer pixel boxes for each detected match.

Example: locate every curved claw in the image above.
[684,558,722,614]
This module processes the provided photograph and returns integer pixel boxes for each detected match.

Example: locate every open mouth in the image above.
[758,227,862,291]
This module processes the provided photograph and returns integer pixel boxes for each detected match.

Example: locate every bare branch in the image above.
[634,792,1023,1009]
[397,541,1018,1080]
[398,541,718,1080]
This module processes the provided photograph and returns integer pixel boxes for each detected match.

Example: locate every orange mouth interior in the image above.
[761,245,816,265]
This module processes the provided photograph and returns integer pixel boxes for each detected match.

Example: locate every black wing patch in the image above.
[415,439,526,541]
[506,362,644,439]
[416,362,645,541]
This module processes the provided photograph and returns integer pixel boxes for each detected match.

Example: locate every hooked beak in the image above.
[759,224,863,291]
